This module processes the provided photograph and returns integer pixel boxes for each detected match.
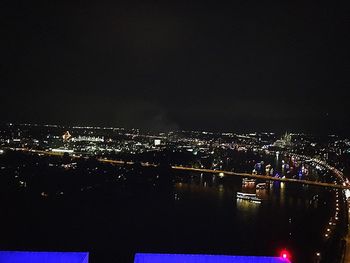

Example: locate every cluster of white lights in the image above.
[325,190,342,239]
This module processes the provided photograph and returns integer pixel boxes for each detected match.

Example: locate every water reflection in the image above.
[256,188,268,200]
[280,182,286,205]
[173,167,338,262]
[236,199,260,214]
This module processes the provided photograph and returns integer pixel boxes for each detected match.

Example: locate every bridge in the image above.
[170,166,349,190]
[6,147,350,190]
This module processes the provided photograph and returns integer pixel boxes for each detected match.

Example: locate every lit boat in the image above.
[236,192,262,203]
[242,178,256,184]
[256,183,267,189]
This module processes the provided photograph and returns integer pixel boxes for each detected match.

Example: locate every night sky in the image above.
[1,1,349,134]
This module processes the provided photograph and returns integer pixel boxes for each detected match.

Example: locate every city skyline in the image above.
[0,113,349,262]
[2,1,350,262]
[1,121,349,137]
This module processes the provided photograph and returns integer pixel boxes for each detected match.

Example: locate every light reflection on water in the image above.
[236,199,260,215]
[173,173,333,262]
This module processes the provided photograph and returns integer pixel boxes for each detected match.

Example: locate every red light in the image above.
[280,249,291,261]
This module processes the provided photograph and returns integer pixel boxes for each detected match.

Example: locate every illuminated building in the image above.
[134,253,291,263]
[274,132,293,148]
[0,251,89,263]
[72,136,104,142]
[63,131,72,142]
[0,252,292,263]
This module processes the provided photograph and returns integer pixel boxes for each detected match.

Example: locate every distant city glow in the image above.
[1,123,349,263]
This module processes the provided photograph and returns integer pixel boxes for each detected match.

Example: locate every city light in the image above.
[0,123,349,262]
[279,250,291,261]
[1,0,350,257]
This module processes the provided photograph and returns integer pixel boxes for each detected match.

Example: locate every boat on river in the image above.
[236,192,262,203]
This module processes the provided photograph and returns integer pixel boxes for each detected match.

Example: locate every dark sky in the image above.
[1,0,349,134]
